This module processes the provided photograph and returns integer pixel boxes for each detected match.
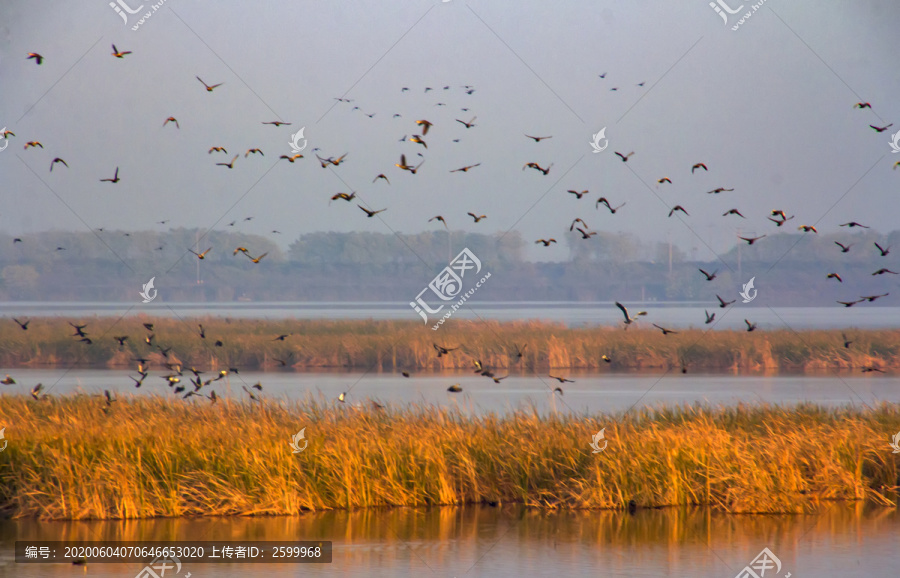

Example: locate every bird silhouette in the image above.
[523,162,552,175]
[50,158,68,171]
[24,141,43,149]
[100,167,120,183]
[164,117,179,129]
[569,218,588,231]
[216,155,238,168]
[704,310,716,324]
[837,299,862,307]
[279,153,303,163]
[12,318,29,330]
[826,273,842,282]
[196,76,223,92]
[707,187,734,194]
[798,225,817,233]
[450,163,481,173]
[525,135,552,142]
[409,135,427,148]
[723,209,746,218]
[834,241,853,253]
[870,123,893,132]
[841,222,869,228]
[111,44,131,58]
[456,117,477,128]
[716,294,736,308]
[189,247,212,259]
[433,343,458,357]
[567,190,589,199]
[330,192,357,202]
[745,319,758,332]
[738,235,766,245]
[658,177,672,184]
[262,121,292,126]
[872,268,898,275]
[691,163,708,173]
[549,374,574,383]
[358,205,387,218]
[373,174,390,183]
[467,212,487,223]
[429,215,448,228]
[699,268,717,281]
[575,227,596,239]
[652,323,678,335]
[596,197,626,214]
[615,151,634,162]
[535,238,557,246]
[245,148,264,157]
[27,52,44,64]
[415,120,434,134]
[668,205,689,217]
[860,293,889,302]
[874,242,891,256]
[447,384,463,392]
[853,102,872,109]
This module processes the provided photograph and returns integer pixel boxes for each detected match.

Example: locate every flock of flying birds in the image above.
[4,48,896,405]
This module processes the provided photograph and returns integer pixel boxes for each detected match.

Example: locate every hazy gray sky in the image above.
[1,0,898,264]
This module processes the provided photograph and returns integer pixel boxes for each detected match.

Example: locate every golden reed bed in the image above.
[0,396,897,519]
[0,317,898,371]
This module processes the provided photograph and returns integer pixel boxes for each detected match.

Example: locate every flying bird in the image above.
[870,123,893,132]
[429,215,448,228]
[99,167,120,183]
[837,299,863,307]
[216,155,238,169]
[699,268,718,281]
[860,293,889,302]
[26,52,44,64]
[330,192,357,202]
[658,178,672,184]
[826,273,843,282]
[874,242,891,256]
[373,174,390,183]
[872,268,898,275]
[1,375,15,385]
[569,218,588,231]
[24,141,43,149]
[716,294,736,308]
[745,319,758,332]
[840,222,869,228]
[691,163,708,173]
[189,247,212,259]
[433,343,458,357]
[738,235,766,245]
[668,205,689,217]
[834,241,853,253]
[358,205,386,218]
[164,117,179,128]
[209,147,227,154]
[415,120,434,134]
[13,318,30,330]
[456,117,477,128]
[467,212,487,223]
[567,190,589,199]
[615,301,647,325]
[262,121,292,126]
[596,197,626,214]
[723,209,746,218]
[279,153,303,163]
[575,227,596,239]
[447,384,463,393]
[798,225,817,233]
[196,76,223,92]
[111,44,132,58]
[704,310,716,324]
[49,158,68,171]
[524,135,552,142]
[652,323,678,335]
[450,163,481,173]
[523,162,552,175]
[853,102,872,109]
[615,151,634,162]
[707,187,734,194]
[245,148,264,157]
[535,238,557,246]
[409,135,427,148]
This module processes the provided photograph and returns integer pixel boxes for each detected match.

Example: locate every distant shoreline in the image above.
[0,317,897,372]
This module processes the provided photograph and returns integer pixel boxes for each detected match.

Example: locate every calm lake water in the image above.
[1,369,896,414]
[3,504,898,577]
[3,301,900,330]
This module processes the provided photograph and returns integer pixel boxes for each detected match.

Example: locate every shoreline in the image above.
[0,317,898,372]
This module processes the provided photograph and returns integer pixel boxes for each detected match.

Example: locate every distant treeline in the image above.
[0,228,897,304]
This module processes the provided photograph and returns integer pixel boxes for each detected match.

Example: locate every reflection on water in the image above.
[1,368,896,415]
[1,504,896,577]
